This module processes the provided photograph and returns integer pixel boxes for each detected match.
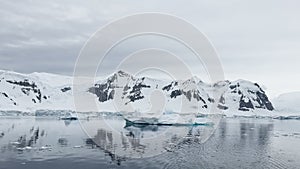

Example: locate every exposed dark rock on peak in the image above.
[1,92,8,98]
[126,78,150,104]
[0,92,17,105]
[239,95,254,111]
[88,86,115,102]
[170,89,182,98]
[117,70,131,77]
[61,87,71,92]
[0,70,275,113]
[3,79,45,104]
[6,79,37,89]
[213,80,230,87]
[255,90,274,110]
[218,80,274,111]
[162,81,178,91]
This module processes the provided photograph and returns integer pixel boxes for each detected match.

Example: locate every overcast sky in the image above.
[0,0,300,98]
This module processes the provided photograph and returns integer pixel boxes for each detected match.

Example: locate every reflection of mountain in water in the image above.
[17,127,40,148]
[2,118,292,168]
[84,122,216,165]
[85,129,126,165]
[123,127,146,153]
[58,138,68,146]
[208,119,275,168]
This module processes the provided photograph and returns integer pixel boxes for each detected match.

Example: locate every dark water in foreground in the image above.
[0,116,299,169]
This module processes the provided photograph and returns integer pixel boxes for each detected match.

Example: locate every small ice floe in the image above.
[39,145,52,151]
[73,145,82,148]
[17,146,33,151]
[10,141,21,145]
[24,146,33,150]
[17,147,25,151]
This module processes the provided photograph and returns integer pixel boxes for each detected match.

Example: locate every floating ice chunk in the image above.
[39,145,52,151]
[24,146,32,150]
[73,145,82,148]
[125,113,214,126]
[17,147,25,151]
[10,141,21,145]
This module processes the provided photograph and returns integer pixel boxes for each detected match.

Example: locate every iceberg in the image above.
[60,112,78,120]
[124,113,214,126]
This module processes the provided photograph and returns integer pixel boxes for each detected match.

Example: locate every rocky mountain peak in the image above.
[0,70,275,113]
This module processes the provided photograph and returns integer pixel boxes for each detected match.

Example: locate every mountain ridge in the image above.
[0,70,274,114]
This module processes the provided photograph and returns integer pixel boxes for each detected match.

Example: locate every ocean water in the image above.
[0,115,299,169]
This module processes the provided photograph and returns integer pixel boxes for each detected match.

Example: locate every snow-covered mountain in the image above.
[0,70,74,112]
[0,70,274,115]
[215,80,274,111]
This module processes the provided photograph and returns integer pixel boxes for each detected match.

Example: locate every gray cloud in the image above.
[0,0,300,97]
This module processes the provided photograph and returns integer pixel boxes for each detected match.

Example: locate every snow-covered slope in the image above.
[88,71,274,115]
[216,80,274,111]
[0,70,74,112]
[273,92,300,113]
[0,70,275,116]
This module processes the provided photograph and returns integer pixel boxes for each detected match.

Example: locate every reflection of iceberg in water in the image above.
[64,120,72,126]
[84,117,215,162]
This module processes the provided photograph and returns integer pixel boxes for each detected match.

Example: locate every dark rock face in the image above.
[182,90,207,106]
[220,81,274,111]
[239,95,254,111]
[89,73,151,104]
[5,79,46,104]
[89,85,115,102]
[255,91,274,110]
[217,95,228,110]
[163,81,208,108]
[88,72,125,102]
[208,97,215,103]
[1,92,8,98]
[125,78,150,104]
[219,95,225,104]
[170,90,182,98]
[108,90,115,100]
[61,87,71,92]
[6,79,37,88]
[162,81,178,92]
[1,92,17,105]
[89,71,135,103]
[87,72,274,112]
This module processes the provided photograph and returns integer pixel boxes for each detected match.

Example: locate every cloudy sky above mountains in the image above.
[0,0,300,97]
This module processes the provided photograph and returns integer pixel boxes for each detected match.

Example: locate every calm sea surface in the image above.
[0,115,299,169]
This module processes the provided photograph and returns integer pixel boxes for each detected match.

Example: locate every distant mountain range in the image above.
[0,70,278,116]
